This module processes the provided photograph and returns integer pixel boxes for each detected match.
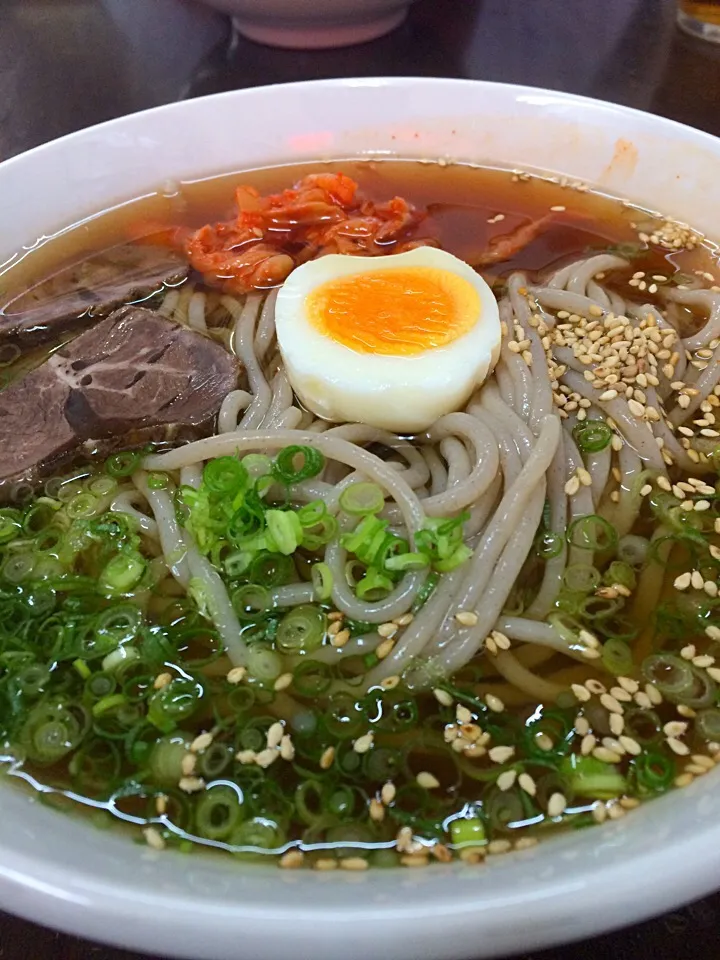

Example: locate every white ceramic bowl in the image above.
[1,78,720,960]
[193,0,418,48]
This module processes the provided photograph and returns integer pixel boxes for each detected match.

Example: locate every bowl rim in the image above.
[1,75,720,960]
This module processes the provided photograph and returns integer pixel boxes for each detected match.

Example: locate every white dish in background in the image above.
[0,77,719,960]
[192,0,418,48]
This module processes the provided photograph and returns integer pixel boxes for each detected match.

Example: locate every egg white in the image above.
[273,247,501,433]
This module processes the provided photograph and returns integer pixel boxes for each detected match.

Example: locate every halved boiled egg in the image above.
[274,247,501,433]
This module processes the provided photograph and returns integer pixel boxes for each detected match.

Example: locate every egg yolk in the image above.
[304,266,481,356]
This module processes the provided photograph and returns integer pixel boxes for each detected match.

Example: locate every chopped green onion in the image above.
[339,482,385,516]
[385,552,429,572]
[617,534,650,568]
[66,493,100,519]
[356,567,394,600]
[562,564,601,594]
[0,508,23,544]
[231,584,273,622]
[601,638,634,676]
[2,553,35,583]
[572,419,612,453]
[311,562,333,601]
[149,736,189,786]
[87,475,118,497]
[203,456,248,497]
[296,501,327,528]
[105,451,141,478]
[265,509,302,555]
[560,754,626,799]
[642,653,694,700]
[272,445,325,485]
[633,751,675,794]
[292,660,332,696]
[99,552,146,595]
[603,560,636,591]
[567,515,618,552]
[241,454,272,480]
[147,678,204,733]
[276,604,326,655]
[73,658,92,680]
[92,693,127,717]
[146,472,170,490]
[535,531,564,559]
[247,647,283,683]
[696,709,720,742]
[450,817,486,848]
[195,784,245,840]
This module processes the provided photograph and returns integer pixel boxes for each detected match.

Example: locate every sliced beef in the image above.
[0,306,238,494]
[0,244,188,347]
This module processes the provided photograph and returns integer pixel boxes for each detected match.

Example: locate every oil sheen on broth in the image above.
[0,160,719,871]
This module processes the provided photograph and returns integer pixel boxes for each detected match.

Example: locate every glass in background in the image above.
[677,1,720,43]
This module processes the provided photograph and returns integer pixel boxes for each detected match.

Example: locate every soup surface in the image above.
[1,160,719,870]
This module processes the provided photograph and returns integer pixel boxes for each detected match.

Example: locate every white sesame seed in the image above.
[353,733,374,754]
[575,715,590,736]
[667,737,690,756]
[674,572,692,591]
[547,793,567,818]
[518,773,537,796]
[339,857,368,871]
[485,694,505,713]
[600,693,624,715]
[592,802,608,824]
[381,782,396,805]
[143,826,166,851]
[280,735,295,761]
[487,839,513,855]
[609,714,625,737]
[279,850,304,869]
[181,753,197,776]
[376,639,395,659]
[497,770,518,791]
[320,746,335,770]
[455,610,479,627]
[619,735,642,756]
[690,754,715,770]
[153,672,172,690]
[255,748,279,768]
[377,622,397,639]
[564,475,581,496]
[178,776,205,794]
[489,746,515,764]
[593,747,622,763]
[645,683,663,705]
[571,683,591,702]
[330,628,350,648]
[380,675,400,690]
[456,704,473,724]
[274,672,293,692]
[674,773,694,788]
[236,749,256,764]
[226,666,247,685]
[416,771,441,789]
[693,655,715,669]
[267,722,285,749]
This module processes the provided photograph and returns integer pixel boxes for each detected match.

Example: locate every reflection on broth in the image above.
[0,160,719,870]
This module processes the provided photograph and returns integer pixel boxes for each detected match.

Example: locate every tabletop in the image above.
[1,0,720,957]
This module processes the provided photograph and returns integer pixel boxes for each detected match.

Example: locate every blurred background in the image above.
[1,0,719,161]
